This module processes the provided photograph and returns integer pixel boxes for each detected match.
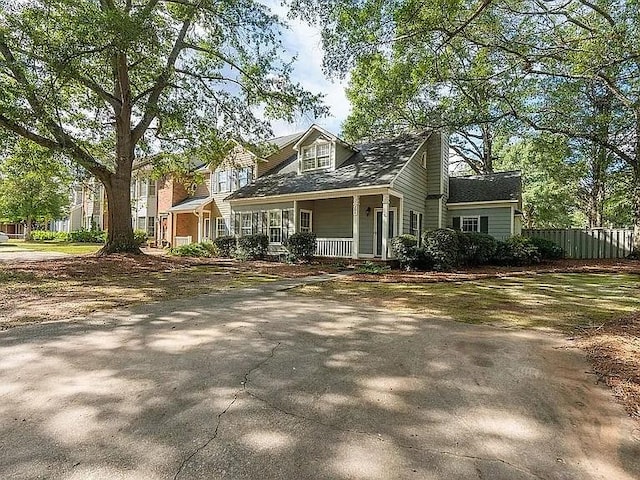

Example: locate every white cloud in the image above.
[262,1,351,137]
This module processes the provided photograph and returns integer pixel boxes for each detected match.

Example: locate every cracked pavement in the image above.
[0,282,639,479]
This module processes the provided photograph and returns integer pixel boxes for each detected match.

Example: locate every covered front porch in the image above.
[230,188,404,260]
[167,196,213,247]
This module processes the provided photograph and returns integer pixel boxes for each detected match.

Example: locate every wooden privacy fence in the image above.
[522,228,634,259]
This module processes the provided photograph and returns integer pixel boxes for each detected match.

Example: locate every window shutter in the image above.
[261,211,268,234]
[452,216,461,230]
[282,210,290,242]
[226,170,232,192]
[418,214,423,245]
[480,216,489,234]
[212,172,218,193]
[409,210,414,235]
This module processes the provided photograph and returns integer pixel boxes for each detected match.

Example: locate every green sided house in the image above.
[166,124,522,259]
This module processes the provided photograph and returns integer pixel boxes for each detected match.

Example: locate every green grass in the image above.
[0,240,102,255]
[297,273,640,331]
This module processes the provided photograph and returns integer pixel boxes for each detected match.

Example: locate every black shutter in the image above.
[234,213,241,236]
[452,216,461,230]
[261,211,268,234]
[418,214,423,246]
[480,216,489,234]
[252,212,260,234]
[409,210,414,236]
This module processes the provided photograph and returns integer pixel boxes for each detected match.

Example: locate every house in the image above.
[163,124,522,259]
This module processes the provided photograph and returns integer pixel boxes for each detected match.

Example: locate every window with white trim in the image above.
[203,217,211,240]
[269,210,282,243]
[147,217,155,237]
[299,210,312,233]
[301,142,331,171]
[461,216,480,233]
[237,167,253,188]
[216,217,228,238]
[240,212,252,236]
[217,170,230,193]
[422,152,428,169]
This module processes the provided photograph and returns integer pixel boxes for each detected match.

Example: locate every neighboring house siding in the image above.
[447,206,513,240]
[392,140,428,235]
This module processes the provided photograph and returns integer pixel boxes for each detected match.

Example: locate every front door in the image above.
[374,208,397,256]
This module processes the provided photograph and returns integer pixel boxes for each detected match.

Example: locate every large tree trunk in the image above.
[24,216,32,241]
[630,161,640,259]
[99,171,140,255]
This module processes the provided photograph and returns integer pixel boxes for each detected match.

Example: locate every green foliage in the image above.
[357,261,391,275]
[0,1,326,252]
[422,229,462,272]
[29,230,70,242]
[391,234,418,271]
[169,243,213,258]
[493,236,541,266]
[235,234,269,261]
[461,232,498,266]
[69,229,107,243]
[212,236,237,258]
[528,237,564,260]
[133,229,149,246]
[285,232,317,262]
[0,141,72,232]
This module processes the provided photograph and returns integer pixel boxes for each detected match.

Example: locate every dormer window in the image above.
[301,142,331,171]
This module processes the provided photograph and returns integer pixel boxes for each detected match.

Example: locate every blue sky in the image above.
[263,1,350,137]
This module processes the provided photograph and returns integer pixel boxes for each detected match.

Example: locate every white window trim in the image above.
[215,217,228,238]
[268,209,283,244]
[461,215,481,233]
[216,170,231,193]
[422,152,427,169]
[299,209,313,233]
[300,141,332,172]
[240,212,253,237]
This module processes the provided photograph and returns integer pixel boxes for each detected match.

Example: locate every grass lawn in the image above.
[0,240,103,255]
[297,273,640,331]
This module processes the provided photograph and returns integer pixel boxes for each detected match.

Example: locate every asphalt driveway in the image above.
[0,283,638,480]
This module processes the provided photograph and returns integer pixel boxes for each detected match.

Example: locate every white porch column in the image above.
[382,193,390,260]
[170,212,176,246]
[293,200,298,234]
[352,195,360,259]
[196,211,203,243]
[398,197,404,235]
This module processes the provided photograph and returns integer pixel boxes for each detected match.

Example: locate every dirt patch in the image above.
[577,313,640,421]
[352,258,640,283]
[0,255,344,330]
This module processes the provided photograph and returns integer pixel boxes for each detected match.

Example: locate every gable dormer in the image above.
[293,125,355,174]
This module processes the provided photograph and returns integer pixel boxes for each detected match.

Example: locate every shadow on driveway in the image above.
[0,287,638,479]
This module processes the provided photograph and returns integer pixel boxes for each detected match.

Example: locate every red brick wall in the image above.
[175,213,198,240]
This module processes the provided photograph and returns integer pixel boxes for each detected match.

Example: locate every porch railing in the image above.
[174,236,192,247]
[316,237,353,258]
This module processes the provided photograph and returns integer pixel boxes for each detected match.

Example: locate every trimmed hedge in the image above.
[169,242,213,257]
[235,234,269,260]
[528,236,564,260]
[493,235,541,266]
[212,235,237,258]
[286,232,317,261]
[30,230,69,242]
[391,234,418,271]
[69,228,107,243]
[422,228,461,272]
[461,232,497,266]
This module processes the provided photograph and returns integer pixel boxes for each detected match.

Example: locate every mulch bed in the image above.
[578,312,640,421]
[352,258,640,283]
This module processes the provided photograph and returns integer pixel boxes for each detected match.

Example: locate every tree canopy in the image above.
[0,0,325,253]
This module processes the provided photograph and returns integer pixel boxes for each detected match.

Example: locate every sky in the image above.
[263,1,350,137]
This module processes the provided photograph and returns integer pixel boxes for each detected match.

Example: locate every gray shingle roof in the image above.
[168,196,210,212]
[448,171,522,204]
[268,132,305,149]
[227,133,429,200]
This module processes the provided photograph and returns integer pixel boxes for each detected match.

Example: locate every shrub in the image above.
[30,230,69,242]
[286,232,317,261]
[391,234,418,271]
[422,228,461,272]
[461,232,498,266]
[69,228,106,243]
[200,241,217,256]
[133,229,149,246]
[357,261,391,274]
[493,235,541,266]
[235,233,269,261]
[413,247,434,271]
[528,236,564,260]
[169,242,213,257]
[212,235,237,258]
